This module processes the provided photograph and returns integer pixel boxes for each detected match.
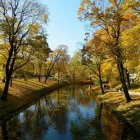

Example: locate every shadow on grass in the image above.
[13,80,45,89]
[0,81,60,120]
[131,83,140,89]
[0,92,24,120]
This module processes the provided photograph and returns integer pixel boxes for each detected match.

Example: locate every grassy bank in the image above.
[0,79,63,120]
[94,85,140,138]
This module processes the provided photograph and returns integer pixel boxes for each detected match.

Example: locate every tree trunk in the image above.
[124,68,131,89]
[1,121,8,140]
[1,54,15,101]
[99,75,104,94]
[23,74,27,81]
[10,77,13,87]
[1,48,12,100]
[98,65,104,94]
[37,74,41,82]
[117,62,131,102]
[45,66,53,83]
[45,70,51,83]
[1,73,11,101]
[38,67,42,82]
[98,103,103,121]
[45,62,56,83]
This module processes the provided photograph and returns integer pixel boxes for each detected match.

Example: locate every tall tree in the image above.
[53,46,69,84]
[44,46,66,83]
[82,36,107,94]
[78,0,139,102]
[27,31,50,82]
[122,23,140,88]
[68,51,90,83]
[0,0,48,100]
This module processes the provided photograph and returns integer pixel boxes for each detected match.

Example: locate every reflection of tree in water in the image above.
[68,86,81,117]
[76,86,91,107]
[29,101,49,139]
[1,121,8,140]
[121,126,128,140]
[46,88,68,134]
[99,104,135,140]
[120,125,135,140]
[0,86,135,140]
[101,108,122,139]
[71,103,106,140]
[49,106,67,134]
[0,116,21,140]
[70,101,133,140]
[14,101,50,140]
[0,100,51,140]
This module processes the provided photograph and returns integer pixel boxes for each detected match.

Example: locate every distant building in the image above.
[129,73,137,83]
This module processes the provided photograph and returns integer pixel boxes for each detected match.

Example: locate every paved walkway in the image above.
[105,88,140,96]
[129,91,140,95]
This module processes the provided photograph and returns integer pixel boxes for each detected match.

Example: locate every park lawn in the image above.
[0,79,58,119]
[97,91,140,134]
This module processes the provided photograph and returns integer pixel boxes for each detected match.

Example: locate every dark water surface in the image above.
[0,85,136,140]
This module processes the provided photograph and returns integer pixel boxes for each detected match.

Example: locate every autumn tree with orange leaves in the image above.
[78,0,140,102]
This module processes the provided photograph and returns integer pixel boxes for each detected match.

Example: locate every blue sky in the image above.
[40,0,86,56]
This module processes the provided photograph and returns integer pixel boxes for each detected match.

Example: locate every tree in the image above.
[53,45,69,84]
[122,24,140,88]
[44,46,67,83]
[68,51,90,83]
[78,0,139,102]
[0,0,48,100]
[67,52,81,83]
[27,27,50,82]
[101,58,119,87]
[82,36,107,94]
[14,24,51,82]
[15,61,35,81]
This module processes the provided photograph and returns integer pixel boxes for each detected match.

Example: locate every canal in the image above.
[0,85,135,140]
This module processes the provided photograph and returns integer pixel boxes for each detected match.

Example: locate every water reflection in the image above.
[1,121,8,140]
[0,85,136,140]
[71,103,105,140]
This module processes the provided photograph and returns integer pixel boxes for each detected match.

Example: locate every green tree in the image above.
[44,46,66,83]
[82,36,107,94]
[68,51,90,83]
[0,0,48,100]
[27,30,50,82]
[53,45,69,84]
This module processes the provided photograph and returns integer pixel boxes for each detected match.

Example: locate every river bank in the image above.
[1,79,139,138]
[1,85,134,140]
[0,79,67,121]
[0,79,92,121]
[93,86,140,139]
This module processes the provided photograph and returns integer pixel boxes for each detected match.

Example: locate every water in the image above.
[0,85,136,140]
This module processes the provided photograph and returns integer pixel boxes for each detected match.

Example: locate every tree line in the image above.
[0,1,90,101]
[0,0,140,103]
[78,0,140,102]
